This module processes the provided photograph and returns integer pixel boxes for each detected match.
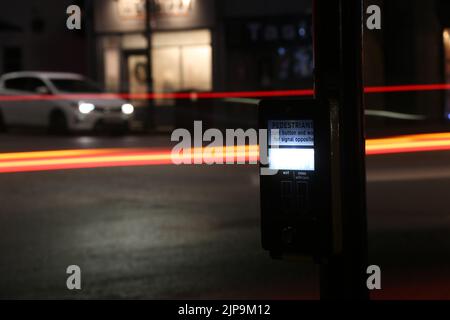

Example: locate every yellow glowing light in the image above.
[0,149,119,161]
[444,30,450,42]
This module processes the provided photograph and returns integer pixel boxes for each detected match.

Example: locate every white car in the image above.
[0,72,134,133]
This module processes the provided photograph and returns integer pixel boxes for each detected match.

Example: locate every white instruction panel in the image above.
[268,120,314,147]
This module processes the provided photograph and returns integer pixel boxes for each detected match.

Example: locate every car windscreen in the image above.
[50,79,102,93]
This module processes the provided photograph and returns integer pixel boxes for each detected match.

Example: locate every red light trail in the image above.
[0,83,449,102]
[364,83,450,94]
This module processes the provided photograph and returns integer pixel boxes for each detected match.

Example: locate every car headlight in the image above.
[78,102,95,114]
[121,103,134,115]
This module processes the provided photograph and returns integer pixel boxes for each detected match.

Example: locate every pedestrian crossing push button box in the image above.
[259,99,335,260]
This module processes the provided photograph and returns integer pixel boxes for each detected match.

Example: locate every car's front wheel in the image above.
[49,110,69,135]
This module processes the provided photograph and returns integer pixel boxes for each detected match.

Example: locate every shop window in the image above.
[151,29,212,94]
[104,48,121,92]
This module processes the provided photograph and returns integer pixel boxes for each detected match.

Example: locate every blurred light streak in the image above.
[1,83,450,102]
[0,149,123,161]
[364,110,426,121]
[0,90,314,102]
[0,146,259,173]
[0,133,450,173]
[366,132,450,155]
[364,83,450,94]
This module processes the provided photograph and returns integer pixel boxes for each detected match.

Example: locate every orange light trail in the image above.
[365,132,450,155]
[0,146,260,174]
[0,133,449,174]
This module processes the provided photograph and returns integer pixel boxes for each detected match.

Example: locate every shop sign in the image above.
[153,0,194,16]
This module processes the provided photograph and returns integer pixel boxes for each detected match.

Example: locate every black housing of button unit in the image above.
[259,99,334,260]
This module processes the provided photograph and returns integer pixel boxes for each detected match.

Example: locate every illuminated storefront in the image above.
[90,0,317,129]
[91,0,215,128]
[93,0,215,99]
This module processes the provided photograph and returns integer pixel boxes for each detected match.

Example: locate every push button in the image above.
[281,226,296,246]
[281,181,293,197]
[281,181,293,213]
[297,181,309,211]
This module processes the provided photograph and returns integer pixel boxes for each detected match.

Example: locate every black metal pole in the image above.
[314,0,369,300]
[145,0,155,130]
[84,0,96,82]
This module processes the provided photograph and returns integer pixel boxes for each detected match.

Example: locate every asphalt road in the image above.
[0,132,449,299]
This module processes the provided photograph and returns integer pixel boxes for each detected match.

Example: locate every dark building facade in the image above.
[0,0,87,76]
[90,0,313,92]
[88,0,313,128]
[364,0,450,124]
[0,0,449,129]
